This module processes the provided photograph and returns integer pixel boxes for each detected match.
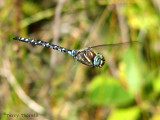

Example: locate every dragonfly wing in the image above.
[89,41,141,49]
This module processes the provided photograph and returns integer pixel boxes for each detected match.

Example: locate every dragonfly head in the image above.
[93,53,105,68]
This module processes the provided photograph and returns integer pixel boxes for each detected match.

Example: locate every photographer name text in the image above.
[1,112,38,118]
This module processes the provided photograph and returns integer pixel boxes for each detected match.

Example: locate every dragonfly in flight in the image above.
[13,37,139,68]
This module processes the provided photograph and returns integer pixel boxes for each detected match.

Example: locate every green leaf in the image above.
[87,75,134,106]
[108,106,140,120]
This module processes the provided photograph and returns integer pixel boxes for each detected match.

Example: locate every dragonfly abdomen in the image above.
[13,37,74,56]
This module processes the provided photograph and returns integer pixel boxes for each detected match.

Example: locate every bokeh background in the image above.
[0,0,160,120]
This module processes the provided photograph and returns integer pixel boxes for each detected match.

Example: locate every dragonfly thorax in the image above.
[93,53,105,68]
[73,48,105,68]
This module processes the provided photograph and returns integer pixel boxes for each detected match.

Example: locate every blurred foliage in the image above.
[88,75,134,106]
[0,0,160,120]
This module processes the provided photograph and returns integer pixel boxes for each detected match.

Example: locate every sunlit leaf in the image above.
[153,74,160,93]
[122,0,160,30]
[122,48,142,94]
[151,113,160,120]
[108,106,140,120]
[98,0,132,5]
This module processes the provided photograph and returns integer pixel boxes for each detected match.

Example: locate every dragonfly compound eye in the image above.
[93,53,105,68]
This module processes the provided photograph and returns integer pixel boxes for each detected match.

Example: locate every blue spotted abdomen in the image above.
[13,37,74,56]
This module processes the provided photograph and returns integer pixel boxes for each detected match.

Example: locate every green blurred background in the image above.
[0,0,160,120]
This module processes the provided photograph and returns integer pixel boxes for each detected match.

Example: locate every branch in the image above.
[1,57,45,114]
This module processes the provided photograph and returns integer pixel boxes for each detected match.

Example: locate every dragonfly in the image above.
[13,37,139,68]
